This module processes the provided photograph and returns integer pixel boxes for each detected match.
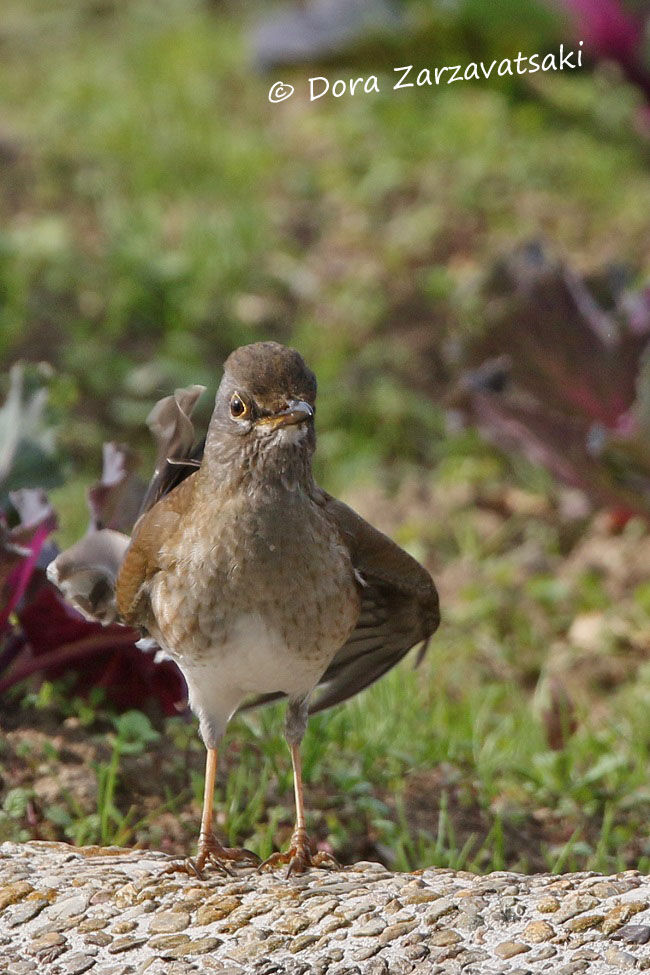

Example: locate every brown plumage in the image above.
[113,341,439,874]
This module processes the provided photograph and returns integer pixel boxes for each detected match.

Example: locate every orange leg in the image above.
[164,747,260,878]
[260,741,339,876]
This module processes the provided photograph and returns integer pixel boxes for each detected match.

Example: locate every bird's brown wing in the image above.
[308,491,439,712]
[240,491,439,715]
[115,474,198,628]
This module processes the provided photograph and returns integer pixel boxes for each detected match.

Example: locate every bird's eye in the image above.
[230,393,248,419]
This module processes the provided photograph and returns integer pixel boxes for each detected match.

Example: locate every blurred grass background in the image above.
[2,0,650,873]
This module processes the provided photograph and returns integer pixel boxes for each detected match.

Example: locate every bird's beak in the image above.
[257,400,314,429]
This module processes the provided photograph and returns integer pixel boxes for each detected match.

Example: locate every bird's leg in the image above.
[260,699,339,875]
[163,747,260,878]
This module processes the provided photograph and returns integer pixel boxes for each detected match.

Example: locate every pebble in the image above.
[429,930,461,947]
[457,896,485,915]
[48,893,91,920]
[523,920,555,942]
[60,953,97,974]
[79,919,110,932]
[195,897,241,925]
[107,936,147,953]
[0,882,33,910]
[85,933,113,947]
[459,949,488,965]
[404,890,442,905]
[537,896,559,913]
[290,934,320,953]
[274,912,311,935]
[7,963,38,975]
[604,946,638,967]
[5,900,47,927]
[384,897,403,913]
[425,897,456,923]
[529,946,557,960]
[148,935,190,950]
[27,931,66,952]
[154,936,219,959]
[602,900,648,935]
[147,910,190,934]
[353,944,381,961]
[403,944,429,960]
[494,941,530,959]
[555,894,598,922]
[342,897,376,918]
[617,923,650,944]
[590,882,622,898]
[378,920,417,945]
[111,920,137,934]
[572,948,600,960]
[353,918,385,937]
[188,936,221,954]
[567,913,603,932]
[454,912,483,933]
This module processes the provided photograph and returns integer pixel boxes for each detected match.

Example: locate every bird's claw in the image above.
[258,827,339,876]
[160,856,210,880]
[161,834,260,880]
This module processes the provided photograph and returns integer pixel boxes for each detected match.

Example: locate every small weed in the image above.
[0,788,34,843]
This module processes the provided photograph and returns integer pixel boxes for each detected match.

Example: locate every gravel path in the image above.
[2,841,650,973]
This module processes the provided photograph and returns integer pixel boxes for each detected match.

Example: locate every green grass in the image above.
[5,484,650,874]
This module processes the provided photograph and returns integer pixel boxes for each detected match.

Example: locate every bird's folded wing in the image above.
[307,492,440,712]
[115,474,198,627]
[240,492,440,715]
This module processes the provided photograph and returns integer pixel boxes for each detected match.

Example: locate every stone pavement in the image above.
[2,842,650,973]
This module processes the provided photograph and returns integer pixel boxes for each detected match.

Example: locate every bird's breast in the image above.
[148,491,360,682]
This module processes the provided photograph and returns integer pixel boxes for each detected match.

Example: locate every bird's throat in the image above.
[202,429,315,498]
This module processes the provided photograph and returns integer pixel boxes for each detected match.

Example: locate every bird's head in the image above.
[205,342,317,484]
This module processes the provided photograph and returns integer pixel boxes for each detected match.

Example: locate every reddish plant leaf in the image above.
[9,585,186,714]
[455,247,650,520]
[88,442,146,534]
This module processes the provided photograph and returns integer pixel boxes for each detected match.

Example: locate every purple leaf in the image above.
[0,521,52,633]
[88,442,146,534]
[455,247,650,520]
[3,585,186,715]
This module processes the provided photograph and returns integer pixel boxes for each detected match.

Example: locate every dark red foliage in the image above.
[0,564,187,716]
[0,484,187,716]
[10,585,185,714]
[453,246,650,520]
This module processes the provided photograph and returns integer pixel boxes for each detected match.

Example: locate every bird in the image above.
[71,342,440,875]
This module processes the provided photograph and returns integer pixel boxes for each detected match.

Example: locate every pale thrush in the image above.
[58,342,440,874]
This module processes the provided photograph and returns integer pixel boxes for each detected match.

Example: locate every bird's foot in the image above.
[161,832,260,880]
[259,826,339,876]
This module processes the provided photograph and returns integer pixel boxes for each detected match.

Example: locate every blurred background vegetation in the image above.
[2,0,650,875]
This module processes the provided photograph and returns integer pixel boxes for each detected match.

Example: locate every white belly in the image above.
[176,612,331,748]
